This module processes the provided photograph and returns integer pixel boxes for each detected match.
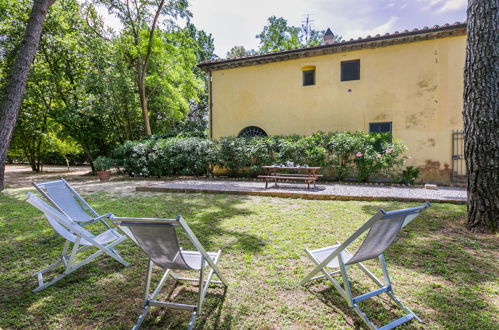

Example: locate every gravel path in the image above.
[138,179,467,203]
[4,165,466,203]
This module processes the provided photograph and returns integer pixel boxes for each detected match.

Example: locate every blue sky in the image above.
[189,0,467,57]
[98,0,467,58]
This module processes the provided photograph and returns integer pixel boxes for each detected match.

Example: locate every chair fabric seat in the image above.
[26,192,129,292]
[82,229,120,246]
[310,244,353,268]
[301,203,431,330]
[46,214,118,246]
[179,251,219,270]
[45,182,94,222]
[115,215,229,330]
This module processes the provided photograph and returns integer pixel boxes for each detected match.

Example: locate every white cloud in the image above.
[90,0,466,57]
[438,0,467,13]
[343,16,399,40]
[418,0,466,13]
[386,2,396,9]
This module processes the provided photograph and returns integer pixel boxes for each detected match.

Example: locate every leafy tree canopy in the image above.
[226,45,256,59]
[2,0,215,171]
[255,15,341,53]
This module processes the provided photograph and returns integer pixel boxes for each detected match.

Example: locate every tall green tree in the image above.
[35,0,119,168]
[226,45,256,59]
[256,16,302,53]
[177,22,216,133]
[255,16,338,53]
[2,0,82,172]
[463,0,498,233]
[144,28,202,133]
[99,0,191,135]
[0,0,56,191]
[11,75,58,172]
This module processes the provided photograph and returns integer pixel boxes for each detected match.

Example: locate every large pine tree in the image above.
[463,0,498,233]
[0,0,56,191]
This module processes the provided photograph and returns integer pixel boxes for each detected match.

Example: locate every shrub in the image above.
[324,132,357,179]
[114,132,408,182]
[398,166,420,185]
[118,140,156,177]
[157,138,217,176]
[116,137,216,177]
[93,156,114,171]
[218,137,252,176]
[352,132,406,182]
[246,137,276,174]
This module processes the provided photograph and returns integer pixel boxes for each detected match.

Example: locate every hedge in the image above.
[113,131,407,182]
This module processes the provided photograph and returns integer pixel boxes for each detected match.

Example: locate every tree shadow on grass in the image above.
[90,192,266,255]
[0,192,252,328]
[355,201,498,329]
[300,201,497,329]
[130,274,230,329]
[304,267,424,329]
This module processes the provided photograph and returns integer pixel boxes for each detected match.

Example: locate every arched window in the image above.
[238,126,268,138]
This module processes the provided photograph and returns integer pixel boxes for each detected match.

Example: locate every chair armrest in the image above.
[79,213,115,229]
[109,216,179,225]
[93,213,114,221]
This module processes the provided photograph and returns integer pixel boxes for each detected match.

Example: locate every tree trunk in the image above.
[137,71,152,136]
[78,139,95,172]
[463,0,499,233]
[0,0,55,191]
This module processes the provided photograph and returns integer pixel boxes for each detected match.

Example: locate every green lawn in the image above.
[0,191,497,329]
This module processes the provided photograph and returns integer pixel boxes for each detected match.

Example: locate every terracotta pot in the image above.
[96,170,111,182]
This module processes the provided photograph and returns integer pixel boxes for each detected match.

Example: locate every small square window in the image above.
[303,70,315,86]
[369,122,392,133]
[341,59,360,81]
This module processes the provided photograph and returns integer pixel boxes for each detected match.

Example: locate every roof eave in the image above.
[198,23,467,72]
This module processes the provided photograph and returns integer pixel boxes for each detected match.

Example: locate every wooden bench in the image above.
[265,173,323,178]
[257,175,319,189]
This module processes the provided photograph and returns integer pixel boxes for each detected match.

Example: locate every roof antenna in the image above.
[301,14,314,45]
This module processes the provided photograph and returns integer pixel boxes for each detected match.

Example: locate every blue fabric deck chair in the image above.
[32,178,113,227]
[300,202,431,330]
[26,193,129,292]
[110,215,228,330]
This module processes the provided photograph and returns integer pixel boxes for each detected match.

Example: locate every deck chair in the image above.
[300,202,431,330]
[32,178,113,227]
[110,215,228,330]
[26,193,129,292]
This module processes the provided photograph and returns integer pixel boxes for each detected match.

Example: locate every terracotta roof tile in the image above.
[198,22,466,69]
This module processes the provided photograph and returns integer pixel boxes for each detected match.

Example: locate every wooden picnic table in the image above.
[258,166,322,189]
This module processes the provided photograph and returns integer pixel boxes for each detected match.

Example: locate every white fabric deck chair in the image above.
[110,215,228,330]
[32,178,113,227]
[26,193,129,292]
[301,202,432,330]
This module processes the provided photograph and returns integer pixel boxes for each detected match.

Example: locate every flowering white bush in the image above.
[114,131,407,181]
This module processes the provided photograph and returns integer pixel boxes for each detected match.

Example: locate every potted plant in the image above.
[94,156,114,182]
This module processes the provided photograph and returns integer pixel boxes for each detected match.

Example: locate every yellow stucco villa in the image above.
[199,23,467,183]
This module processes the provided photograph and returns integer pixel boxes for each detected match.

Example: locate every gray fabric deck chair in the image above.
[26,193,129,292]
[110,215,228,330]
[32,178,113,227]
[300,202,432,330]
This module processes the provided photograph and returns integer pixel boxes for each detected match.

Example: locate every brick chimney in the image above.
[323,28,335,45]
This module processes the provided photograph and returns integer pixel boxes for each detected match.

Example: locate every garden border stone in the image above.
[136,179,466,204]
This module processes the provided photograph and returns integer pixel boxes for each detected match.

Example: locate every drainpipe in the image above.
[209,71,213,139]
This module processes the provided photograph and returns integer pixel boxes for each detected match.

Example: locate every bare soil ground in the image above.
[4,164,155,195]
